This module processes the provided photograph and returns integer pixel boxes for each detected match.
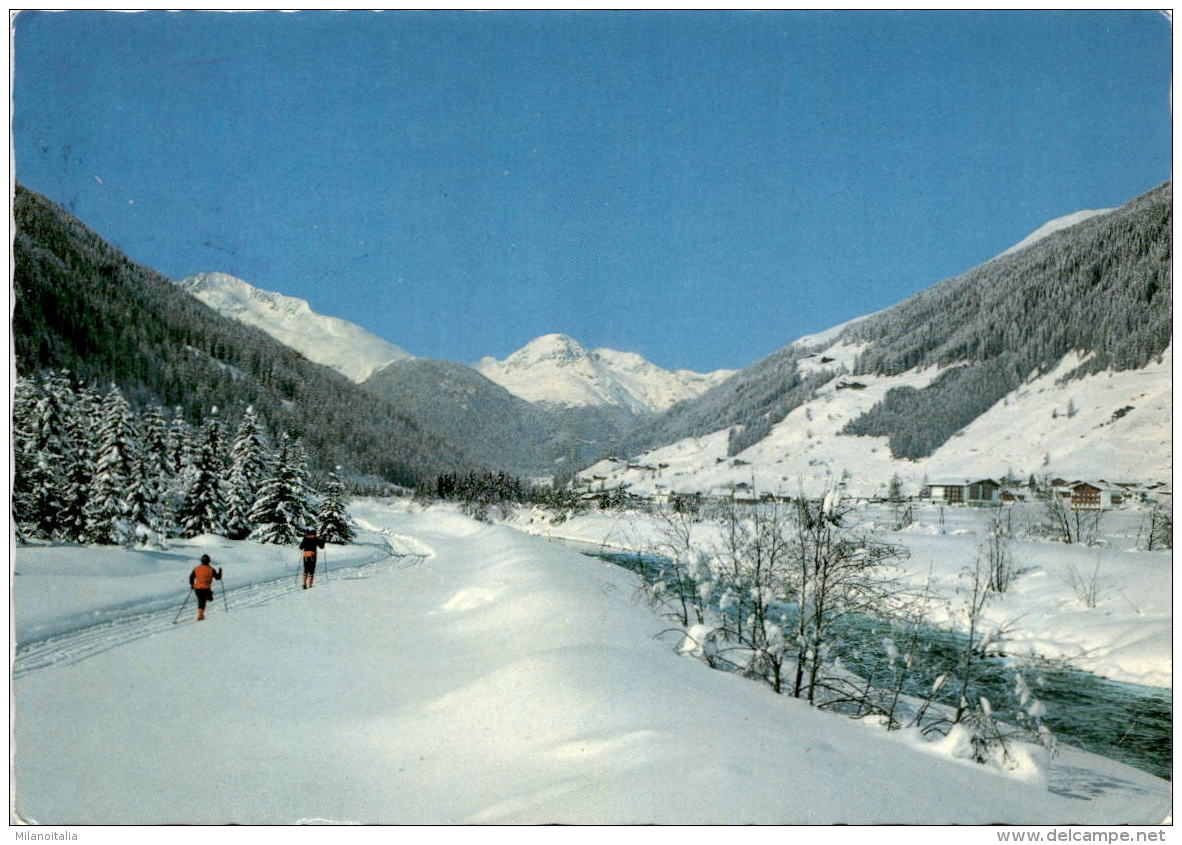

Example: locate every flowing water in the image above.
[582,547,1172,781]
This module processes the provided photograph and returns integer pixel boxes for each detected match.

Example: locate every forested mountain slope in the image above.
[363,358,640,478]
[613,182,1170,467]
[618,348,831,459]
[12,184,469,485]
[365,359,556,477]
[840,181,1170,459]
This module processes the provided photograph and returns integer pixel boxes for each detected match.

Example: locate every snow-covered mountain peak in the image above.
[182,272,315,318]
[475,334,734,415]
[501,333,591,368]
[175,272,413,383]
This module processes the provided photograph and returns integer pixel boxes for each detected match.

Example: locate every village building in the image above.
[921,479,1001,506]
[922,481,964,504]
[1069,482,1125,510]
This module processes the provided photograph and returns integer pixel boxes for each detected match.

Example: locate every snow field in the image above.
[12,500,1170,824]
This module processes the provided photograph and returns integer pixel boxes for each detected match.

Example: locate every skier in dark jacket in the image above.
[189,554,223,621]
[300,530,326,589]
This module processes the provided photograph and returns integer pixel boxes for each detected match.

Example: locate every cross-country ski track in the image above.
[13,532,429,679]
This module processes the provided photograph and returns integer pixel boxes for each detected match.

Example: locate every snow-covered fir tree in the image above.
[27,372,81,539]
[156,407,195,539]
[84,384,140,545]
[125,449,164,547]
[60,384,103,542]
[140,403,172,482]
[166,408,193,477]
[177,408,229,538]
[224,406,272,540]
[249,435,316,545]
[317,466,354,544]
[11,376,42,539]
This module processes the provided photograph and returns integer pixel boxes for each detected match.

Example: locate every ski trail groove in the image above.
[14,538,430,680]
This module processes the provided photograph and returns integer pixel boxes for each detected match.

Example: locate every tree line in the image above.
[12,371,354,548]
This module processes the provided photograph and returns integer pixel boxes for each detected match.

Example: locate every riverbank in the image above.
[501,501,1172,689]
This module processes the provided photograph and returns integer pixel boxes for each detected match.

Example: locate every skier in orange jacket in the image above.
[188,554,223,621]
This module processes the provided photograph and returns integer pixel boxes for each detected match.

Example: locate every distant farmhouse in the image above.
[1068,482,1125,510]
[921,479,1001,506]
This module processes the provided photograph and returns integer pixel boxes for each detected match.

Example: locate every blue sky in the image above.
[13,10,1171,372]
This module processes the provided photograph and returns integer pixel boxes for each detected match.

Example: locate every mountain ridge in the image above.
[475,332,734,415]
[176,272,413,383]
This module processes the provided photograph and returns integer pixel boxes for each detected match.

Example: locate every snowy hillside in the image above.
[176,272,413,383]
[598,184,1170,494]
[997,208,1115,258]
[475,333,733,414]
[581,340,1171,499]
[12,500,1170,824]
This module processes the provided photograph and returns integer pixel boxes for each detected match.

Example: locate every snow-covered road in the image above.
[12,500,1171,824]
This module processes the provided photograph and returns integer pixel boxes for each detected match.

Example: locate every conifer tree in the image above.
[125,449,163,547]
[23,372,80,539]
[224,406,271,540]
[84,384,139,545]
[11,376,42,537]
[166,407,193,477]
[158,407,194,539]
[60,384,103,542]
[317,466,354,544]
[249,435,316,545]
[140,403,172,482]
[177,409,229,538]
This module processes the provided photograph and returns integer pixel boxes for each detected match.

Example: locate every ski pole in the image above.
[220,577,229,612]
[297,550,303,586]
[172,589,191,624]
[323,545,328,583]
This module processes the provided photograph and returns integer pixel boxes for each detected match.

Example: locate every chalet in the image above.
[923,481,964,505]
[964,479,1001,505]
[922,479,1001,506]
[1070,482,1125,510]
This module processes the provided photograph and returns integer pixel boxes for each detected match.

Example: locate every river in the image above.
[581,547,1171,781]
